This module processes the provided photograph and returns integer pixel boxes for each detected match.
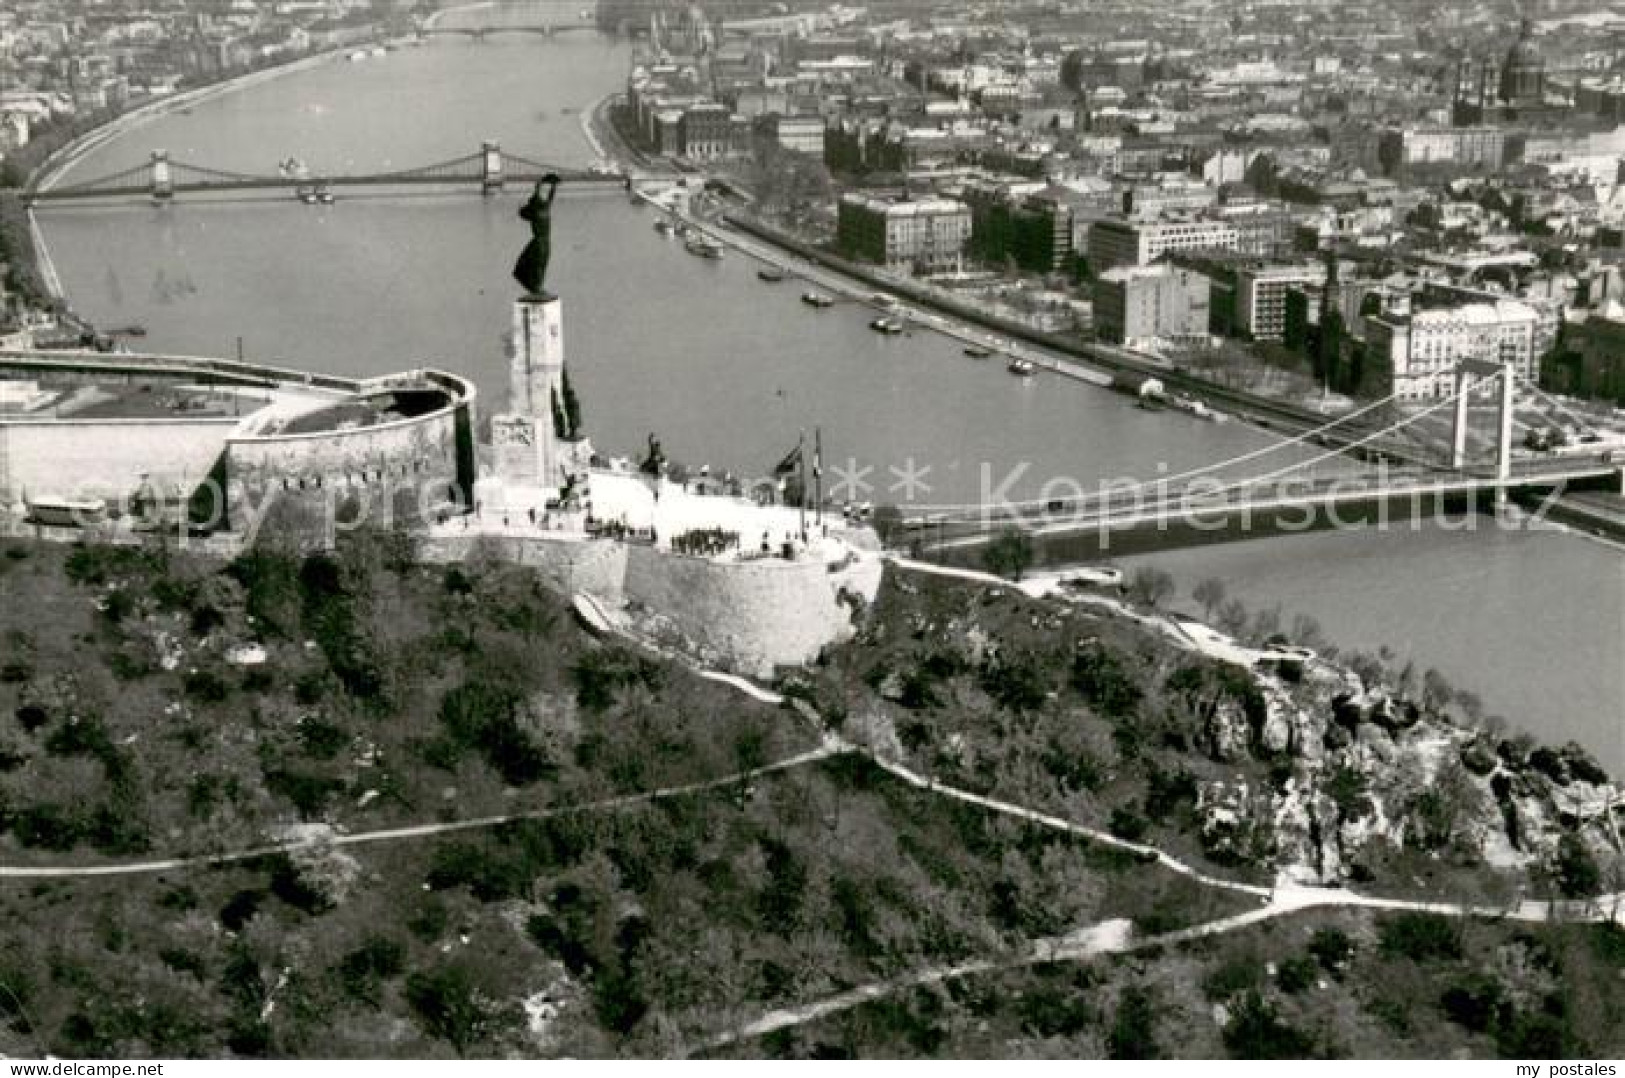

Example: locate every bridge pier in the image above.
[150,150,173,202]
[482,140,503,193]
[1450,371,1471,469]
[1451,358,1516,509]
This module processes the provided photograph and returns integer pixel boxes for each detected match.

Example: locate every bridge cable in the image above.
[1139,378,1489,513]
[905,389,1405,520]
[1510,372,1604,438]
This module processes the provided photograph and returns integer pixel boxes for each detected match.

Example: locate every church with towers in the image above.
[1452,15,1572,127]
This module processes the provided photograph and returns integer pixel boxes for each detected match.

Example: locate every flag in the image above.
[773,443,803,477]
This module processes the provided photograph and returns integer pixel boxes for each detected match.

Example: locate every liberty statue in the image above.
[512,173,562,296]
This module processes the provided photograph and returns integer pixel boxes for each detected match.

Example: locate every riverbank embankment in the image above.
[718,213,1441,457]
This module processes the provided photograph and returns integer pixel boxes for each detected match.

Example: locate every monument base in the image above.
[491,413,549,486]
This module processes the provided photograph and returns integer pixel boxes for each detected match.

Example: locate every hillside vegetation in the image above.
[0,535,1620,1058]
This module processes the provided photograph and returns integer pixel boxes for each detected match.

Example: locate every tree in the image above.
[405,964,508,1055]
[561,369,583,438]
[551,388,568,440]
[983,529,1034,581]
[1223,992,1314,1058]
[1550,832,1602,899]
[1283,289,1311,354]
[1128,567,1174,608]
[1193,577,1227,620]
[1106,984,1158,1059]
[1060,50,1085,93]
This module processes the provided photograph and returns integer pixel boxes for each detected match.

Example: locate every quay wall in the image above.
[925,490,1496,567]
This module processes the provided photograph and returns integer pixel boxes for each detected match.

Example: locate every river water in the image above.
[33,36,1624,770]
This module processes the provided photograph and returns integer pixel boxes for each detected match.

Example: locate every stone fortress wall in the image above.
[417,530,879,675]
[225,370,478,531]
[418,531,631,599]
[0,351,477,527]
[0,416,241,505]
[623,542,880,676]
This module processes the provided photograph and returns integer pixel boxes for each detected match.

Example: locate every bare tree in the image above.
[1192,577,1226,620]
[1128,567,1174,608]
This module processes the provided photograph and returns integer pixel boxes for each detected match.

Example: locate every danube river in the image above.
[34,36,1624,769]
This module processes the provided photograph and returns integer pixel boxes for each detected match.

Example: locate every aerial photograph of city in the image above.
[0,0,1622,1064]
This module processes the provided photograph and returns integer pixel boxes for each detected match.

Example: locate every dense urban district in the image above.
[1,0,1624,1064]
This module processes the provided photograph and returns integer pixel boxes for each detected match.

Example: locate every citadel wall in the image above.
[0,417,238,504]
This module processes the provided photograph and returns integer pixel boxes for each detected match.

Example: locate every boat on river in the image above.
[801,291,834,308]
[757,267,786,283]
[1007,358,1035,377]
[684,236,723,259]
[963,343,995,359]
[870,317,904,335]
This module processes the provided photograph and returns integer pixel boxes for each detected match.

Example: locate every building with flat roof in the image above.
[1234,262,1329,341]
[773,115,826,156]
[1087,216,1238,273]
[1094,264,1211,348]
[836,194,972,274]
[1365,299,1539,401]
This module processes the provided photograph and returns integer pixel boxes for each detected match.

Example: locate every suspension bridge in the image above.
[420,0,601,36]
[26,142,631,204]
[898,359,1625,554]
[416,23,592,38]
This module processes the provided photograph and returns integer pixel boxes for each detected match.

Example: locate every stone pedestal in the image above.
[493,294,565,491]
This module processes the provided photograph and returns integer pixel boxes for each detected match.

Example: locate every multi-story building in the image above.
[773,116,825,156]
[1087,216,1238,273]
[962,181,1076,274]
[677,102,748,159]
[1095,264,1212,347]
[1379,125,1507,171]
[1543,312,1625,406]
[836,194,972,274]
[1234,262,1329,341]
[1365,300,1539,401]
[1211,201,1299,258]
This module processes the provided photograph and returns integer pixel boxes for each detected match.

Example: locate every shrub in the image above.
[1550,832,1602,899]
[1495,1006,1578,1058]
[1072,646,1142,719]
[406,964,506,1055]
[1306,927,1353,975]
[1106,984,1158,1059]
[183,667,232,704]
[1440,973,1507,1034]
[1275,953,1318,994]
[263,768,342,819]
[1202,954,1264,1001]
[337,936,406,1004]
[1143,769,1198,824]
[437,682,553,787]
[1108,806,1148,842]
[979,649,1052,713]
[426,839,538,902]
[982,529,1034,581]
[1379,912,1462,963]
[571,648,666,711]
[1127,567,1174,608]
[1222,991,1314,1059]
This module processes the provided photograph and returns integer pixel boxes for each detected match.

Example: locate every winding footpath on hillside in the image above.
[0,741,840,879]
[3,557,1621,1053]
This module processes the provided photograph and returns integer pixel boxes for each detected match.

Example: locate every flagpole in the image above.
[797,428,807,537]
[814,426,823,526]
